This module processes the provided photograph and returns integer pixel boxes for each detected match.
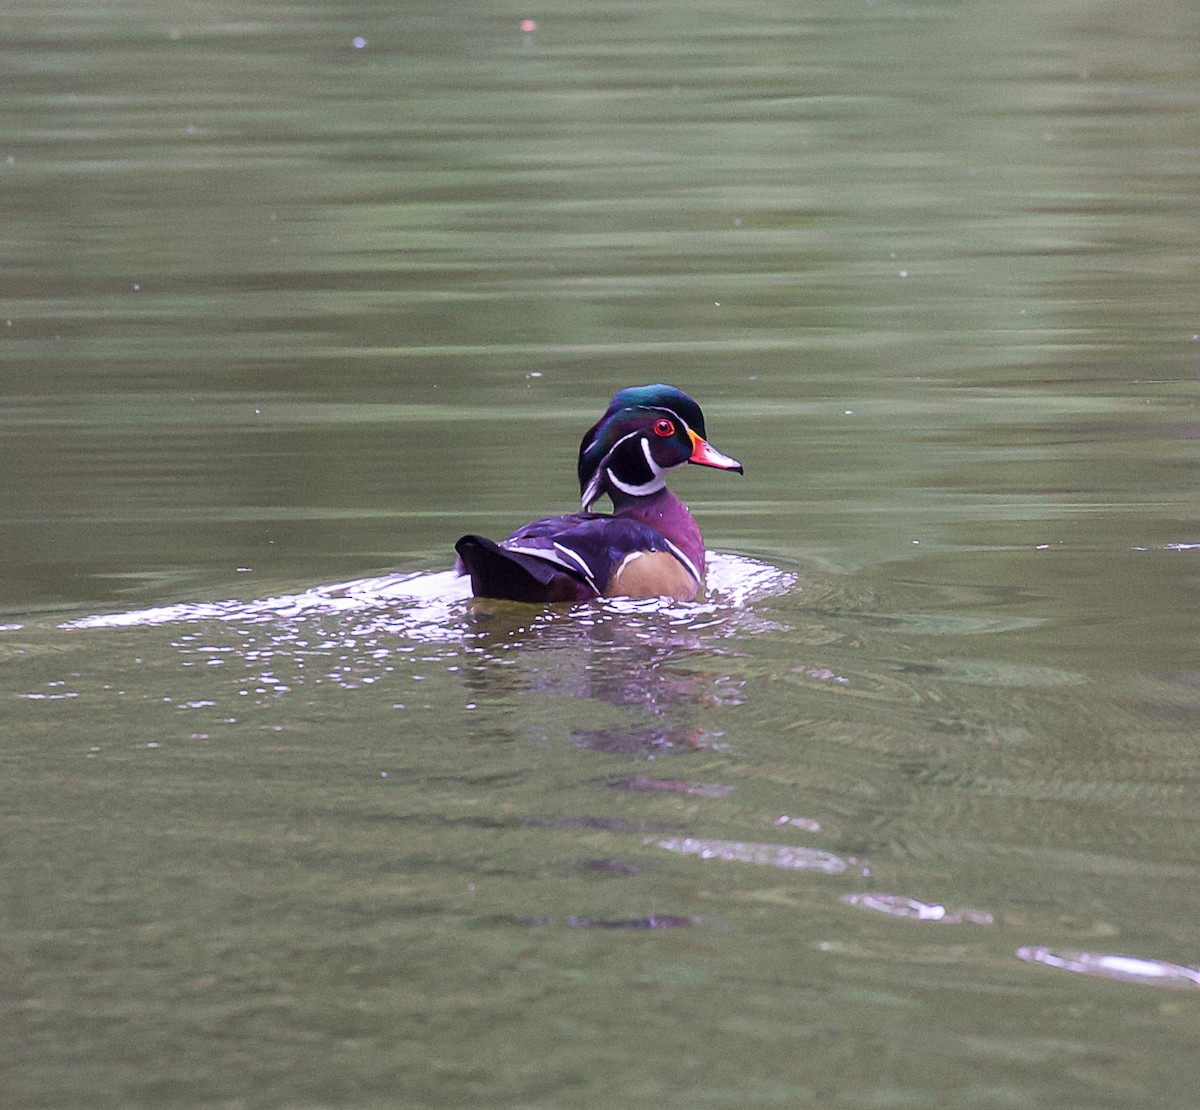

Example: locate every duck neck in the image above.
[610,486,706,578]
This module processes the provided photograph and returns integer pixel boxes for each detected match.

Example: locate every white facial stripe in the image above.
[641,405,692,436]
[582,409,698,508]
[605,430,641,456]
[581,470,605,510]
[638,436,667,480]
[640,436,665,478]
[604,435,667,497]
[582,429,641,507]
[584,429,669,506]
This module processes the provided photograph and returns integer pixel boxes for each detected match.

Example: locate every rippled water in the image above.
[5,0,1200,1107]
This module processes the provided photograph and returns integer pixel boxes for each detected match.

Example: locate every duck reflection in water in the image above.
[460,601,742,760]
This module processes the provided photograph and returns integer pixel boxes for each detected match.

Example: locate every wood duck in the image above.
[455,384,743,602]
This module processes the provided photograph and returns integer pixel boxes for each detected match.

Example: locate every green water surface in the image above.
[3,1,1200,1107]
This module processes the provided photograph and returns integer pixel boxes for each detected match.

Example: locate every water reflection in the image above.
[455,552,794,760]
[1017,948,1200,990]
[6,0,1200,1099]
[607,775,734,799]
[842,891,994,925]
[53,552,793,766]
[655,836,856,875]
[62,551,790,636]
[572,724,728,759]
[522,913,699,930]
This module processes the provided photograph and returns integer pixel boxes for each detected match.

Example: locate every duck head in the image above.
[577,384,743,510]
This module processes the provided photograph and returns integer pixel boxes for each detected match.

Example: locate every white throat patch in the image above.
[604,436,665,498]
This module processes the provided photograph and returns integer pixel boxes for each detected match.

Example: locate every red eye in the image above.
[653,418,675,438]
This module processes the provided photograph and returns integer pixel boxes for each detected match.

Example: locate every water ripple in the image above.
[50,554,796,725]
[841,891,994,924]
[653,836,853,874]
[1017,947,1200,989]
[61,552,793,639]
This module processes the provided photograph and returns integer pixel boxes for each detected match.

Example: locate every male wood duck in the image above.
[455,384,742,602]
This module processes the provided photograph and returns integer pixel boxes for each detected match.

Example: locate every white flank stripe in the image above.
[552,542,597,589]
[663,539,701,584]
[611,551,644,580]
[503,543,572,570]
[502,542,598,592]
[581,471,605,511]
